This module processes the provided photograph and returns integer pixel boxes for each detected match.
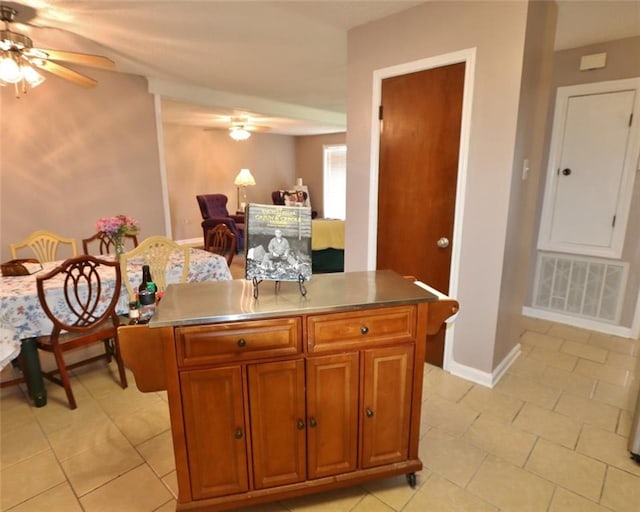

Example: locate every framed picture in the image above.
[245,204,312,282]
[283,189,309,206]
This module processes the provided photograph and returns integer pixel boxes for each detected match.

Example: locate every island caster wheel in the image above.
[406,472,417,489]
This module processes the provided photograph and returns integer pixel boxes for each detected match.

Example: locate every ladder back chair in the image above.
[35,255,127,409]
[82,231,139,255]
[205,223,237,266]
[10,230,78,262]
[119,236,190,302]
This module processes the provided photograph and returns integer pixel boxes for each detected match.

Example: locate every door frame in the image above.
[367,48,476,371]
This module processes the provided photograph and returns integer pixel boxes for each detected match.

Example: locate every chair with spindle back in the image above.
[119,236,190,302]
[204,223,237,266]
[10,230,78,262]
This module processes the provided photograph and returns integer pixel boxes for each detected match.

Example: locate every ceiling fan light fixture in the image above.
[0,5,112,97]
[0,51,21,83]
[229,126,251,141]
[21,62,44,87]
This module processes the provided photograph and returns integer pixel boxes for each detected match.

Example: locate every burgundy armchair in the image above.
[196,194,245,250]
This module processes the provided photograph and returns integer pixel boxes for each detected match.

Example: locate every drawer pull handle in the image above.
[309,417,317,428]
[234,428,244,439]
[297,419,305,430]
[366,408,374,418]
[360,326,369,335]
[237,338,247,347]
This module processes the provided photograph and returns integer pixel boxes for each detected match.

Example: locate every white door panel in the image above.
[551,90,635,247]
[539,78,640,258]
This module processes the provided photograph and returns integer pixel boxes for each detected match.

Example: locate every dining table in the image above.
[0,248,232,406]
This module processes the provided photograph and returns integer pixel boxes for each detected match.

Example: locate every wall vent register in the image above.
[533,252,627,324]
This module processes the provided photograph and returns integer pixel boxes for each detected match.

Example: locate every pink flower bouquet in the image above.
[96,215,140,237]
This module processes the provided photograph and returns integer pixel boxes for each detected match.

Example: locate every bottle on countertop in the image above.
[128,301,142,325]
[138,264,157,322]
[139,265,157,294]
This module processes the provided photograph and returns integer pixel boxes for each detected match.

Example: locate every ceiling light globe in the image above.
[21,64,44,87]
[229,127,251,141]
[0,54,21,83]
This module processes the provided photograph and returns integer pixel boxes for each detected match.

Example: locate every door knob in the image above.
[437,237,450,248]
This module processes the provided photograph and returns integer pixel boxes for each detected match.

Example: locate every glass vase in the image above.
[114,235,125,261]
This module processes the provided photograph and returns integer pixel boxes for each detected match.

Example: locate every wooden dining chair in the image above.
[82,231,139,255]
[35,255,127,409]
[204,224,237,266]
[119,236,190,301]
[10,230,78,262]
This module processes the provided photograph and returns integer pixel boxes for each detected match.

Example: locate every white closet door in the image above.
[539,79,640,258]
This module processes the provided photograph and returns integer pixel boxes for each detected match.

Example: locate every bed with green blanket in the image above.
[311,219,344,273]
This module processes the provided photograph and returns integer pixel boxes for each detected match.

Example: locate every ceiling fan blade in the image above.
[33,59,97,88]
[248,125,271,133]
[37,49,115,70]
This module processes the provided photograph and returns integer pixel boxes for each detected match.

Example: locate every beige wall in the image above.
[529,35,640,327]
[295,132,346,218]
[494,1,557,367]
[163,125,296,241]
[0,68,164,262]
[347,1,530,375]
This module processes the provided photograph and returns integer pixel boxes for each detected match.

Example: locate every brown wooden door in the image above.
[180,366,249,499]
[306,353,359,479]
[377,63,465,367]
[360,344,414,468]
[248,359,306,489]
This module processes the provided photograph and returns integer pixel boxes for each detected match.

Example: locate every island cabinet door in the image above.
[360,344,414,468]
[305,353,359,479]
[248,359,307,489]
[180,366,249,500]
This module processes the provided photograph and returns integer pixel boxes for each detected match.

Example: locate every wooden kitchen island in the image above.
[119,270,458,512]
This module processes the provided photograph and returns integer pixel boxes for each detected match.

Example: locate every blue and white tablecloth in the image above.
[0,249,232,370]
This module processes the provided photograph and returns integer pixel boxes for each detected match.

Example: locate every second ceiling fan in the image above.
[229,116,271,140]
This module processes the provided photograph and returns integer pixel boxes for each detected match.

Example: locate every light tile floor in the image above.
[1,313,639,511]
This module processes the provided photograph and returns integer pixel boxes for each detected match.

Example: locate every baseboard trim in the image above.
[446,343,521,389]
[522,306,632,338]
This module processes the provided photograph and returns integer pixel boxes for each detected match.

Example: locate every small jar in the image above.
[128,303,141,325]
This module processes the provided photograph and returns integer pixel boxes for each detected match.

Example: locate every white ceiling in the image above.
[4,1,640,135]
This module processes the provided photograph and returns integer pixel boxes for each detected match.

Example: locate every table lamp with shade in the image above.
[234,168,256,211]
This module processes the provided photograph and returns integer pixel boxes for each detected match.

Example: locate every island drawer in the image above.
[176,317,302,366]
[307,305,416,353]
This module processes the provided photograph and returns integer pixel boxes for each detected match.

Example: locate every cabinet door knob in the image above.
[360,326,369,335]
[366,408,374,418]
[297,419,305,430]
[234,428,244,439]
[309,417,317,428]
[237,338,247,347]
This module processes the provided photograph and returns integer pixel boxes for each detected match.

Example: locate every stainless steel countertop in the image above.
[150,270,437,328]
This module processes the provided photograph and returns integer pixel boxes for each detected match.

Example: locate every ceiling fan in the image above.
[228,115,271,141]
[0,3,114,96]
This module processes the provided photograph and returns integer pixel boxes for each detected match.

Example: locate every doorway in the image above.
[369,49,476,370]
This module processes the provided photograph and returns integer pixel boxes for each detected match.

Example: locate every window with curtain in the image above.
[323,144,347,219]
